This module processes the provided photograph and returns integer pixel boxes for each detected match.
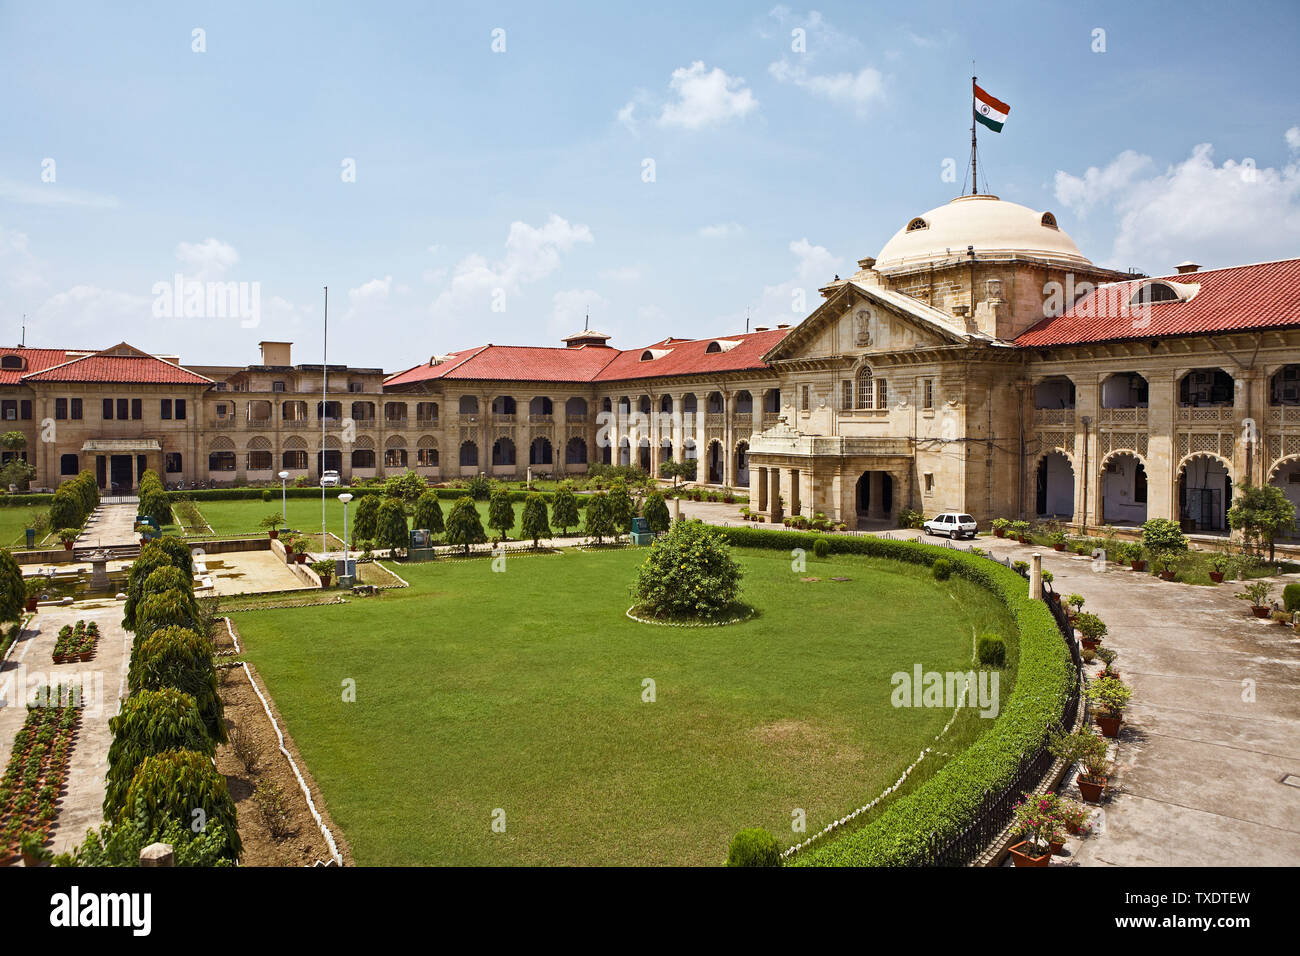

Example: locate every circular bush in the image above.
[104,688,214,818]
[932,558,952,580]
[129,626,225,743]
[262,489,273,502]
[977,634,1006,667]
[120,749,241,861]
[813,538,830,559]
[631,519,743,621]
[726,827,781,867]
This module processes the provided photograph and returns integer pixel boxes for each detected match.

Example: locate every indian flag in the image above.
[974,84,1010,132]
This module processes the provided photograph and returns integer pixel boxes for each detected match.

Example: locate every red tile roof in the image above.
[384,328,792,386]
[1015,258,1300,348]
[0,348,71,385]
[22,346,213,385]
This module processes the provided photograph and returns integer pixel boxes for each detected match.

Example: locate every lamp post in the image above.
[338,493,353,562]
[278,471,289,535]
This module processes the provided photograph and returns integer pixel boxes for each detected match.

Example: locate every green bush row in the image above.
[711,525,1074,867]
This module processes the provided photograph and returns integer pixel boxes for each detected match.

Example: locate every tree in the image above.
[1228,480,1296,562]
[353,494,380,541]
[384,470,426,506]
[376,499,410,556]
[1141,517,1187,570]
[0,457,34,492]
[445,496,487,556]
[128,626,224,742]
[643,491,670,533]
[606,478,634,536]
[583,492,615,544]
[551,484,580,535]
[0,549,24,623]
[487,489,514,541]
[104,688,214,819]
[659,458,696,487]
[520,493,551,548]
[632,519,743,619]
[412,491,444,535]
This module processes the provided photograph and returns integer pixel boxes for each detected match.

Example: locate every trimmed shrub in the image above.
[119,750,241,861]
[932,558,952,580]
[375,499,410,556]
[583,492,615,544]
[133,588,202,645]
[149,535,195,579]
[465,474,492,501]
[550,485,580,535]
[444,496,487,555]
[520,493,551,548]
[632,520,742,620]
[104,688,214,818]
[643,492,670,534]
[606,479,635,534]
[812,538,830,559]
[487,489,514,541]
[412,491,444,535]
[977,634,1007,667]
[726,827,781,867]
[383,470,427,505]
[1283,582,1300,613]
[129,626,224,743]
[352,494,380,542]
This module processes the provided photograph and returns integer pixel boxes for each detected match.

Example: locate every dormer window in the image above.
[1130,281,1180,306]
[704,339,740,354]
[639,348,672,361]
[705,342,721,353]
[906,217,928,232]
[1040,212,1058,229]
[0,355,25,371]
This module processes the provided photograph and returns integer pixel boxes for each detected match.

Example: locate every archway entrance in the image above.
[707,440,723,484]
[734,442,749,487]
[1178,456,1230,532]
[856,471,893,520]
[1035,452,1074,519]
[1100,453,1147,525]
[1270,459,1300,535]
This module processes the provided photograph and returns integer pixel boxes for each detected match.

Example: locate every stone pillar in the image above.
[1145,370,1176,521]
[649,395,661,479]
[757,466,768,511]
[1029,552,1042,601]
[140,842,174,867]
[723,392,736,487]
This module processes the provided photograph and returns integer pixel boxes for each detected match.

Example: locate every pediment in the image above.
[762,283,969,364]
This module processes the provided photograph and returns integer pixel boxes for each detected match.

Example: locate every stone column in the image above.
[1145,370,1176,521]
[756,466,768,511]
[648,394,661,479]
[723,392,736,487]
[1028,553,1042,601]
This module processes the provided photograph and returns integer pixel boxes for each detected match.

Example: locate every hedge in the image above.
[164,485,588,506]
[710,525,1074,867]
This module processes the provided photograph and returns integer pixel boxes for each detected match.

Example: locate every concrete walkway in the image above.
[0,601,129,858]
[890,528,1300,867]
[75,503,140,550]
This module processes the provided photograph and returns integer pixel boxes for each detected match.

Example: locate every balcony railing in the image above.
[1176,406,1234,424]
[416,415,439,426]
[761,413,779,429]
[493,413,516,423]
[384,417,409,427]
[1033,408,1075,426]
[1098,407,1148,425]
[528,413,554,424]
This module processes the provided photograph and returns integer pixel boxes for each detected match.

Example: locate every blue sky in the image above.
[2,0,1298,369]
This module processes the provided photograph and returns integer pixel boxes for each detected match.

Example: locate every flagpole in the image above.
[970,75,978,196]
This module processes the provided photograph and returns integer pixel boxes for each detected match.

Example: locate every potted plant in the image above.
[1236,581,1273,619]
[1096,646,1119,680]
[259,512,285,540]
[1059,798,1092,837]
[56,528,79,551]
[18,831,49,867]
[1126,543,1147,572]
[992,518,1009,538]
[1065,593,1085,621]
[1050,530,1068,552]
[1050,727,1111,803]
[1011,520,1031,544]
[1009,793,1061,866]
[1207,553,1229,584]
[23,575,47,612]
[1087,676,1132,738]
[311,558,335,588]
[1074,611,1107,649]
[1012,559,1029,577]
[288,537,310,563]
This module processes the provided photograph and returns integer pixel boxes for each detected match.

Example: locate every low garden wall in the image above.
[712,526,1076,867]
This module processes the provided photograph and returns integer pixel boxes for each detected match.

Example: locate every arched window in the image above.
[459,441,478,467]
[856,367,875,410]
[1130,282,1179,306]
[705,341,722,353]
[906,217,928,232]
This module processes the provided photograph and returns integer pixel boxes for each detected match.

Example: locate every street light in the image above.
[278,471,289,535]
[338,493,353,561]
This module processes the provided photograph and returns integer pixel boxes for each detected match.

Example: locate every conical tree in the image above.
[550,484,580,535]
[520,493,551,549]
[487,489,514,541]
[413,491,445,535]
[445,496,487,556]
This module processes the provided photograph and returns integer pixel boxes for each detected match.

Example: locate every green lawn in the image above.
[234,546,1016,865]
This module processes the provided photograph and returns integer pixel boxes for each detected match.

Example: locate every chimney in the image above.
[1175,261,1200,275]
[776,324,790,329]
[753,326,769,332]
[259,341,292,366]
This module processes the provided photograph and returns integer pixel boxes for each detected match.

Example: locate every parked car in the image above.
[320,470,341,488]
[923,512,977,539]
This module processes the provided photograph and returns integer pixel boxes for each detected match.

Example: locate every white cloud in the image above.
[175,238,240,280]
[429,214,594,331]
[699,222,745,239]
[659,61,758,129]
[0,179,120,209]
[1287,126,1300,151]
[599,265,641,281]
[747,237,843,328]
[1054,138,1300,268]
[617,101,638,133]
[0,225,45,293]
[345,275,394,319]
[768,60,885,113]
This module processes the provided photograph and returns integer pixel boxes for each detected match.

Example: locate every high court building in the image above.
[3,193,1298,532]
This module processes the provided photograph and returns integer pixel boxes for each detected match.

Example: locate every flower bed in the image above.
[52,619,98,664]
[0,684,82,863]
[712,525,1074,867]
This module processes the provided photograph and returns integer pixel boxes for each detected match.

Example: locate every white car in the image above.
[320,470,341,488]
[923,512,977,539]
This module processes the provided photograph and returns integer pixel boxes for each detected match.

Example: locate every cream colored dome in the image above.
[874,194,1092,273]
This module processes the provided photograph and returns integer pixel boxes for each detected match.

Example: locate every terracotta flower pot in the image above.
[1054,544,1066,551]
[1097,714,1123,738]
[1009,841,1051,867]
[1081,637,1099,651]
[1130,560,1147,571]
[1159,570,1177,581]
[1208,572,1224,583]
[268,529,279,539]
[1049,838,1066,855]
[994,529,1005,538]
[24,598,37,612]
[1077,775,1107,803]
[1250,606,1271,618]
[63,542,73,551]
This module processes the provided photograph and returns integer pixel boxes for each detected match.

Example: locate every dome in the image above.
[873,194,1092,273]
